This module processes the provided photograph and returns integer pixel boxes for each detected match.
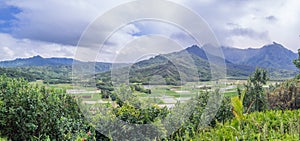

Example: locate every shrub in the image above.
[268,78,300,110]
[0,75,93,140]
[196,109,300,140]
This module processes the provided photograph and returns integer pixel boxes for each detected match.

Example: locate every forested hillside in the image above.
[0,67,36,81]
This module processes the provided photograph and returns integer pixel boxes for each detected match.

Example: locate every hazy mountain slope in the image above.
[185,45,255,77]
[222,42,298,70]
[243,42,297,70]
[222,47,260,64]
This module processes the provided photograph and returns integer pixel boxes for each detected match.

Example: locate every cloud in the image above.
[180,0,300,51]
[0,33,75,61]
[72,0,220,62]
[0,0,299,62]
[107,34,185,63]
[91,21,195,63]
[5,0,132,45]
[230,27,269,40]
[265,16,277,22]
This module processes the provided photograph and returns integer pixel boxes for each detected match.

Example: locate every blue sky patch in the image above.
[0,3,21,33]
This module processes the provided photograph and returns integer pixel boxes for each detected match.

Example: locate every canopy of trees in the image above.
[0,75,94,140]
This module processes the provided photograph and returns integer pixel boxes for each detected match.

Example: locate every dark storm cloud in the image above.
[265,15,277,22]
[230,27,269,40]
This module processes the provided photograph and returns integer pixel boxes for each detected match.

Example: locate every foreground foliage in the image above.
[268,78,300,110]
[0,75,94,140]
[293,48,300,72]
[196,74,300,140]
[243,68,268,113]
[83,86,233,140]
[0,65,299,140]
[196,109,300,140]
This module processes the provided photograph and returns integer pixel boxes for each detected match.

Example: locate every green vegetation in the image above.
[268,78,300,110]
[243,68,268,112]
[1,48,300,140]
[293,49,300,69]
[0,67,37,81]
[0,65,72,83]
[2,67,300,140]
[195,109,300,140]
[293,49,300,78]
[0,75,96,140]
[130,83,151,94]
[224,91,238,97]
[87,87,233,140]
[15,65,72,84]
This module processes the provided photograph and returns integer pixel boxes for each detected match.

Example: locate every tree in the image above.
[293,49,300,79]
[243,68,268,113]
[293,49,300,71]
[91,85,169,140]
[0,75,94,140]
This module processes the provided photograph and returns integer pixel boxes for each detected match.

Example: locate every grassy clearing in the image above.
[70,93,102,101]
[224,91,238,97]
[30,80,98,90]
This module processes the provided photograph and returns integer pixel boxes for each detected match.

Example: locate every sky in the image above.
[0,0,299,62]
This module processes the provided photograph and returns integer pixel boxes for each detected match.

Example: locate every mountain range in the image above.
[0,55,75,67]
[0,55,122,73]
[0,56,124,83]
[222,42,298,70]
[124,46,254,84]
[98,42,298,85]
[0,42,298,83]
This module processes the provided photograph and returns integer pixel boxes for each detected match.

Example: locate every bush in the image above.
[167,90,233,140]
[268,78,300,110]
[195,109,300,140]
[0,75,93,140]
[131,84,151,94]
[91,86,169,140]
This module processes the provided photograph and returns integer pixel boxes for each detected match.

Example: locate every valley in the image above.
[1,43,300,140]
[1,1,300,140]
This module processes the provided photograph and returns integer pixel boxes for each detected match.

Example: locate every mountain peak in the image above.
[273,41,280,45]
[263,42,286,51]
[185,45,208,60]
[33,55,43,58]
[187,45,200,49]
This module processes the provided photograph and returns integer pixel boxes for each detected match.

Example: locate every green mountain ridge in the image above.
[0,43,297,84]
[98,45,257,85]
[98,44,297,85]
